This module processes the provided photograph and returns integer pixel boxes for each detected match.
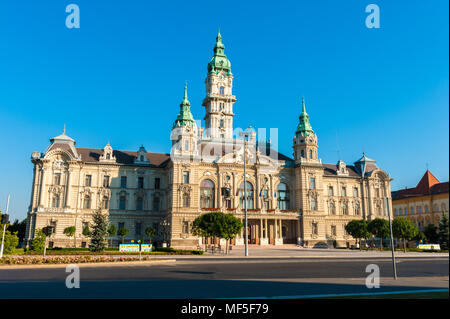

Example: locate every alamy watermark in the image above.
[65,264,80,289]
[365,4,380,29]
[66,4,80,29]
[365,264,380,288]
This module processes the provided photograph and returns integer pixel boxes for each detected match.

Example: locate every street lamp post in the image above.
[239,127,252,257]
[385,197,397,279]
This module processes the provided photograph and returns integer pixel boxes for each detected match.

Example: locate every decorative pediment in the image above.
[336,160,349,176]
[100,143,116,163]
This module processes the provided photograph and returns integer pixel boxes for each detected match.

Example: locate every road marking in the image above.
[228,288,449,299]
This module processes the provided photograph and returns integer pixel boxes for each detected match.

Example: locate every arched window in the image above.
[200,179,215,208]
[329,202,336,215]
[52,194,60,208]
[342,203,348,215]
[83,195,91,209]
[239,181,254,209]
[102,196,109,209]
[219,86,224,95]
[309,150,313,159]
[277,183,290,210]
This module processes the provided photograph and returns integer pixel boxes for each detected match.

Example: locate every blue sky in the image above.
[0,0,448,220]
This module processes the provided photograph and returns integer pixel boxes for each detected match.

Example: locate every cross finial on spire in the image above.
[63,124,66,135]
[184,81,188,99]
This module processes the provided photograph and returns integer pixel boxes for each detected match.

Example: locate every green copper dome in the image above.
[295,97,314,137]
[207,29,232,75]
[174,83,195,128]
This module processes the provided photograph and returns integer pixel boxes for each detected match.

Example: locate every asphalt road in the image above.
[0,257,448,298]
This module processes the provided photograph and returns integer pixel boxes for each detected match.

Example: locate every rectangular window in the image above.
[103,175,110,188]
[353,188,358,197]
[53,173,61,185]
[136,197,143,210]
[309,177,316,190]
[138,177,144,189]
[411,207,414,214]
[118,222,124,230]
[135,222,142,236]
[119,196,126,210]
[155,177,161,189]
[183,193,190,207]
[183,171,189,184]
[85,175,92,187]
[341,187,346,197]
[120,176,127,188]
[328,186,333,196]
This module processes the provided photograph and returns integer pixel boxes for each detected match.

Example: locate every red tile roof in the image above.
[392,170,449,200]
[76,148,170,167]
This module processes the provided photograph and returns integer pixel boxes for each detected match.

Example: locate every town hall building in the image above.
[25,31,393,249]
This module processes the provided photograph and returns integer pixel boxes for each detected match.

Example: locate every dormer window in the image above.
[100,143,116,163]
[134,145,149,164]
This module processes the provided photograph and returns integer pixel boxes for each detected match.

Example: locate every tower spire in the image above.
[295,97,314,137]
[208,30,231,74]
[174,82,195,128]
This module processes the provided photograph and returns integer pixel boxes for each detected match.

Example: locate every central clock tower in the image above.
[202,30,236,140]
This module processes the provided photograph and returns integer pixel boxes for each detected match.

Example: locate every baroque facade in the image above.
[25,31,393,249]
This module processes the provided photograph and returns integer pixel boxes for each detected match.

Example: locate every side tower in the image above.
[292,98,325,247]
[293,97,319,164]
[202,30,236,140]
[171,83,198,159]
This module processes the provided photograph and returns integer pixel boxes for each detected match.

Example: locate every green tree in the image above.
[117,227,130,244]
[145,227,156,244]
[30,229,46,252]
[423,224,439,244]
[8,218,27,245]
[63,226,76,247]
[88,210,109,252]
[107,224,116,247]
[192,213,217,251]
[438,213,449,250]
[392,217,418,252]
[368,218,389,250]
[221,213,243,254]
[345,220,370,250]
[0,223,19,255]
